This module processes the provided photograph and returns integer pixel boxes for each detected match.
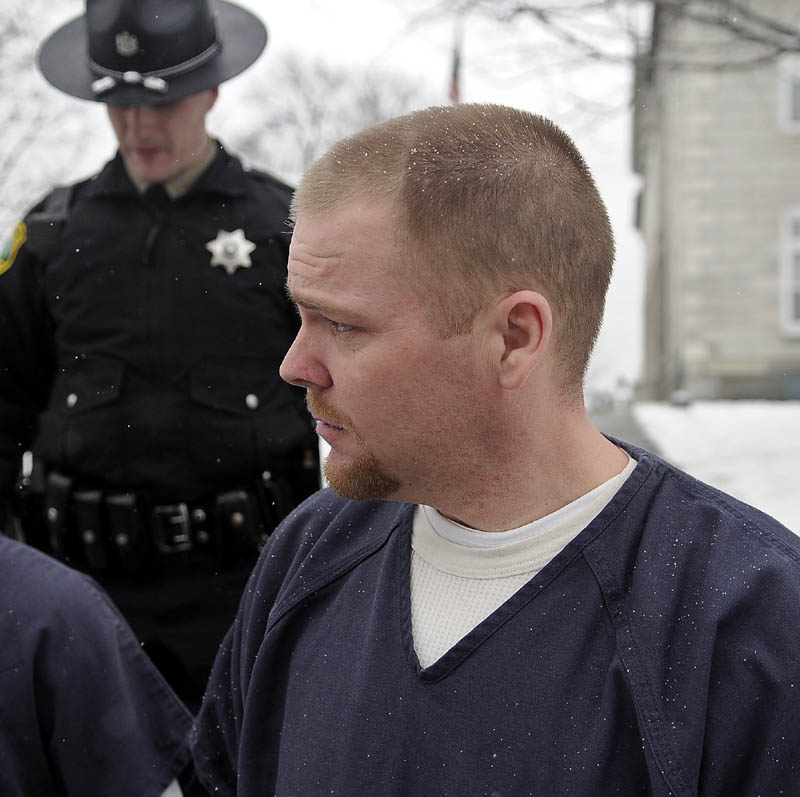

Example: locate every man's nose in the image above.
[279,331,332,390]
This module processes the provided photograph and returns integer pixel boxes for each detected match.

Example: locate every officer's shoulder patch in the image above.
[0,221,26,276]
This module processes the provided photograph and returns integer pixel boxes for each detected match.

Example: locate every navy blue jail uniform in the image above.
[0,534,192,796]
[192,442,800,796]
[0,143,319,709]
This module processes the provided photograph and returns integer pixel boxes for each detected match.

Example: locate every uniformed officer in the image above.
[0,0,320,711]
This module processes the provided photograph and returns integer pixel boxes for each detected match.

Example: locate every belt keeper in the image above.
[105,493,151,572]
[190,506,213,549]
[73,489,109,570]
[215,489,259,558]
[44,471,73,557]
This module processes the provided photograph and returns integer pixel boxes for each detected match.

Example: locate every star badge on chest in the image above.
[205,229,256,274]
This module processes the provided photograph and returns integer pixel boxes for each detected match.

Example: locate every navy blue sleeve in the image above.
[188,597,247,794]
[699,537,800,793]
[190,491,401,793]
[0,536,193,797]
[585,453,800,793]
[190,522,286,795]
[190,491,342,792]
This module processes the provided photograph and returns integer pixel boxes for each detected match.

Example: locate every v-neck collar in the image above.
[397,443,656,683]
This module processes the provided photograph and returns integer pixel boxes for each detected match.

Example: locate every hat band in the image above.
[88,40,222,97]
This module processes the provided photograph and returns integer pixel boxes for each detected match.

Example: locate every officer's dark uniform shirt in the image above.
[0,142,313,502]
[0,534,192,796]
[0,142,318,709]
[191,443,800,796]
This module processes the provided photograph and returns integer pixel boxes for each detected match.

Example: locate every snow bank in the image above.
[633,401,800,533]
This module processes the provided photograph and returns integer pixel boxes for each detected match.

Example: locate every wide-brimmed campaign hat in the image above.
[38,0,267,105]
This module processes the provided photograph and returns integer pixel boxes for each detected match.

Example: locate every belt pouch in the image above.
[44,471,74,557]
[105,493,151,573]
[73,489,109,570]
[215,490,259,559]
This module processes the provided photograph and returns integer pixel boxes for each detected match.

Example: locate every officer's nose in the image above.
[280,331,332,390]
[126,104,160,135]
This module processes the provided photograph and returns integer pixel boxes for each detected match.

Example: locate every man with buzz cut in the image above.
[0,0,319,714]
[192,103,800,795]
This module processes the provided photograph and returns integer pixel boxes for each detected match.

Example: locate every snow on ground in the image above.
[633,401,800,533]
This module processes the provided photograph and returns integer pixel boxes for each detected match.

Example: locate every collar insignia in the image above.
[205,229,256,274]
[116,32,140,57]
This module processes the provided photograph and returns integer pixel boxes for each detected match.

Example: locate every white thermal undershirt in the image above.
[410,454,636,668]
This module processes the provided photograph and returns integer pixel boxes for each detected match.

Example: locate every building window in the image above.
[780,207,800,335]
[778,55,800,132]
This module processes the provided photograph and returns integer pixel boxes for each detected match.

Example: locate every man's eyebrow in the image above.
[284,284,322,311]
[284,285,351,318]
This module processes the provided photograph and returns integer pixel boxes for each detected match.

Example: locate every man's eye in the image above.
[328,320,354,335]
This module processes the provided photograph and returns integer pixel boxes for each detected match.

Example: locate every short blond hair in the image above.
[291,103,614,393]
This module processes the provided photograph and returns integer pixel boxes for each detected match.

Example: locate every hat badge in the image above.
[116,31,140,57]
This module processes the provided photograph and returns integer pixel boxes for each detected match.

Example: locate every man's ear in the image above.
[490,291,553,390]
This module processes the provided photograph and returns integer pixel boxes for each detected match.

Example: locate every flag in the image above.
[448,18,463,104]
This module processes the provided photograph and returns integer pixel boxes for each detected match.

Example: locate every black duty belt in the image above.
[42,470,285,574]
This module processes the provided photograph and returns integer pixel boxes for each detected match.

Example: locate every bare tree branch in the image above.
[214,53,434,184]
[411,0,800,70]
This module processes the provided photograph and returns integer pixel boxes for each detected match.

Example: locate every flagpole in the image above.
[448,12,464,104]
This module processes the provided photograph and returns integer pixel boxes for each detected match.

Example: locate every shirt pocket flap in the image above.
[190,362,277,415]
[52,359,124,414]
